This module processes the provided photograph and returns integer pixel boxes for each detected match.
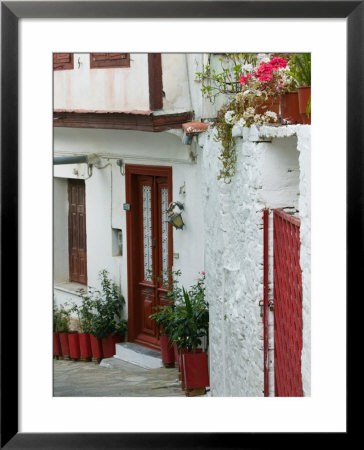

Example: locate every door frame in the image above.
[125,164,173,347]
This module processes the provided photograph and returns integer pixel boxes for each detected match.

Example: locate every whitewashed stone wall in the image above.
[199,124,311,397]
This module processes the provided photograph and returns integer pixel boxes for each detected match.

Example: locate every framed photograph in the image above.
[1,1,358,448]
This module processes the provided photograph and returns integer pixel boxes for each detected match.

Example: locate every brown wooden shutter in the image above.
[53,53,74,71]
[68,179,87,284]
[90,53,130,68]
[148,53,163,110]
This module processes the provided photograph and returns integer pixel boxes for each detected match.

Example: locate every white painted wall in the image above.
[53,178,69,283]
[53,127,205,318]
[199,124,311,397]
[53,53,205,114]
[54,53,150,111]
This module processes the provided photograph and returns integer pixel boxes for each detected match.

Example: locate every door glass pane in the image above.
[143,185,152,281]
[161,187,169,284]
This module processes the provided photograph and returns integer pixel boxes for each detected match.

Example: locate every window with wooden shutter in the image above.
[90,53,130,68]
[53,53,74,71]
[68,179,87,285]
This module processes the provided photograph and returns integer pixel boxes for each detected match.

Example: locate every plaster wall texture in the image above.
[53,53,203,114]
[53,178,69,283]
[53,127,204,318]
[200,124,310,397]
[54,53,150,111]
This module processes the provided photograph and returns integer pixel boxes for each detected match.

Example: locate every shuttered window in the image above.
[90,53,130,68]
[68,179,87,285]
[53,53,74,71]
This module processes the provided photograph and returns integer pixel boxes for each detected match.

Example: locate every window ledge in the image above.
[54,281,87,295]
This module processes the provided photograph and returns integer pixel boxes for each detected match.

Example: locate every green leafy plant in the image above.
[149,302,175,337]
[69,292,94,334]
[287,53,311,87]
[149,271,208,352]
[195,53,259,103]
[53,303,71,333]
[81,270,127,339]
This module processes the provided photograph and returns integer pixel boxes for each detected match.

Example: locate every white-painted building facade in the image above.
[53,53,310,396]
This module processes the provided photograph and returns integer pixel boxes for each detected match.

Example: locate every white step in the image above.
[114,342,163,369]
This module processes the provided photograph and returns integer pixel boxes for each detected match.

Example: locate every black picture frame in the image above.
[1,1,357,448]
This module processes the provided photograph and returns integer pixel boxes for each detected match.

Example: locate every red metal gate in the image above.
[273,209,303,397]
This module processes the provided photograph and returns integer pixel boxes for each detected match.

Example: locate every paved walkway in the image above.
[53,357,186,397]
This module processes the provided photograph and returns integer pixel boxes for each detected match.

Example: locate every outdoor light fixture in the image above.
[167,201,185,230]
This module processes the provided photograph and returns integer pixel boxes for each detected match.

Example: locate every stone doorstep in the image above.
[113,342,163,369]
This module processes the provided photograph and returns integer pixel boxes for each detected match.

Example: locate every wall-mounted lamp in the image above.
[167,201,185,230]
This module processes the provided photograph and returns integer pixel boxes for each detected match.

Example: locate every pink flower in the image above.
[259,75,272,82]
[269,57,287,69]
[240,74,252,85]
[201,271,205,276]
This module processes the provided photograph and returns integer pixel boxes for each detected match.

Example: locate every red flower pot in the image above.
[298,86,311,124]
[68,331,80,360]
[101,333,125,358]
[59,332,70,359]
[174,344,179,369]
[79,333,92,361]
[90,334,103,360]
[53,332,62,357]
[183,352,209,390]
[281,92,301,124]
[160,335,175,367]
[256,96,280,116]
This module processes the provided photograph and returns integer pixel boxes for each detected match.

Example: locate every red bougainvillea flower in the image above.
[269,57,287,69]
[256,63,273,77]
[259,75,272,82]
[240,73,252,85]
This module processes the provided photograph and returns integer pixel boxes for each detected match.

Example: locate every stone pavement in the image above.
[53,357,187,397]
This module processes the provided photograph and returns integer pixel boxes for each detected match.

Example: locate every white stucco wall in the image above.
[54,53,150,111]
[53,178,69,283]
[53,53,204,115]
[53,127,205,318]
[200,124,311,397]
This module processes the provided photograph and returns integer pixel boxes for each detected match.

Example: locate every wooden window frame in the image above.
[90,53,130,69]
[53,53,74,71]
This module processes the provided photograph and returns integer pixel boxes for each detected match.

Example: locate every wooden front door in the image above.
[126,165,172,350]
[68,179,87,284]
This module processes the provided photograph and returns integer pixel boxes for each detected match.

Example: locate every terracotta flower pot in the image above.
[255,96,280,116]
[298,86,311,124]
[174,343,179,369]
[53,332,62,358]
[68,331,80,360]
[90,334,103,361]
[59,333,70,360]
[159,335,175,368]
[101,333,125,358]
[79,333,92,361]
[183,351,209,390]
[281,92,302,124]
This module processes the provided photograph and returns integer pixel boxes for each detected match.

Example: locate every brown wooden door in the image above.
[68,179,87,284]
[126,165,172,350]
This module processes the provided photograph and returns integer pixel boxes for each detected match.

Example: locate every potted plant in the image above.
[70,292,94,362]
[53,304,71,360]
[149,302,175,368]
[288,53,311,124]
[53,305,62,359]
[166,272,209,395]
[89,270,127,360]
